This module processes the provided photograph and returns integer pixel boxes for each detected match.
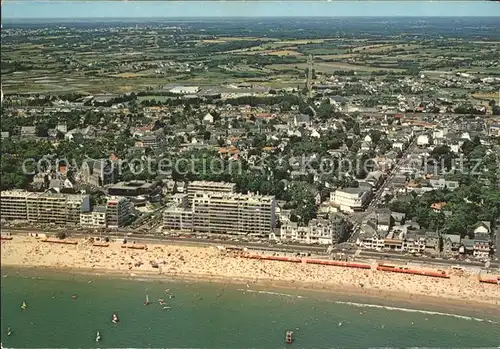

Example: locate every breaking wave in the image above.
[334,300,498,324]
[238,288,306,299]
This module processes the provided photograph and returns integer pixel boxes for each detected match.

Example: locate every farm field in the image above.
[2,19,499,95]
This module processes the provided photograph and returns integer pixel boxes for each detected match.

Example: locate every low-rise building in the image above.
[424,231,441,254]
[136,134,162,149]
[108,181,159,197]
[473,236,491,259]
[357,223,385,251]
[404,231,426,254]
[20,126,36,138]
[442,234,461,255]
[168,86,200,94]
[280,213,346,245]
[330,187,371,213]
[80,206,107,228]
[429,177,459,191]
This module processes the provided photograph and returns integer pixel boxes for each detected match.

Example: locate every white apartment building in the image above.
[106,197,131,228]
[80,206,107,228]
[330,188,371,213]
[0,190,30,220]
[1,190,90,225]
[416,134,429,147]
[191,192,276,236]
[280,214,346,245]
[163,205,193,231]
[187,181,236,203]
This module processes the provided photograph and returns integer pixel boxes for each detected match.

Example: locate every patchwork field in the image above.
[2,23,498,95]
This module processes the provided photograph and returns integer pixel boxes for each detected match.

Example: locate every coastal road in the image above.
[1,228,330,255]
[4,227,498,271]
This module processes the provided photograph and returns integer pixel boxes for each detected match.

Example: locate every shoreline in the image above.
[3,264,500,319]
[2,236,500,318]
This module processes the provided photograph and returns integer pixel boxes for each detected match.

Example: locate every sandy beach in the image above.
[2,236,499,311]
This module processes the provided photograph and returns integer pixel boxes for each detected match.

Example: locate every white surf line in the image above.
[237,288,306,299]
[335,300,498,324]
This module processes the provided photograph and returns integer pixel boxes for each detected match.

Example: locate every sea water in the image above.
[1,268,499,348]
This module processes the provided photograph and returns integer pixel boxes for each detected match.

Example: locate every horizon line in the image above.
[5,15,500,20]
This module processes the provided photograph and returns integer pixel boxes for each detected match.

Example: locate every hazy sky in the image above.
[3,1,500,19]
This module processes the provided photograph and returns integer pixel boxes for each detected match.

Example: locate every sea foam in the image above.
[334,300,498,324]
[237,288,306,299]
[238,289,498,324]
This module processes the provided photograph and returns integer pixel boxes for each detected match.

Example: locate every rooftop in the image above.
[189,181,236,188]
[109,181,156,190]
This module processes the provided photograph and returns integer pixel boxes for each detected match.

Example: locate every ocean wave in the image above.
[334,300,498,324]
[238,289,306,299]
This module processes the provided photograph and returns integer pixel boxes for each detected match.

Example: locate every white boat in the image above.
[144,294,150,306]
[95,331,101,342]
[112,313,119,324]
[21,301,27,310]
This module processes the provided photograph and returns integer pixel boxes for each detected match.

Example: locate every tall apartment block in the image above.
[106,197,131,228]
[187,181,236,203]
[0,190,90,225]
[191,192,276,236]
[0,190,30,220]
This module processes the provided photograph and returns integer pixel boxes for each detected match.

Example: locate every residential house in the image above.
[360,141,371,151]
[404,230,426,254]
[473,234,491,259]
[424,231,441,254]
[391,211,406,226]
[136,134,162,149]
[442,234,461,255]
[391,175,408,191]
[56,124,68,134]
[375,208,392,233]
[429,177,459,191]
[430,202,447,212]
[20,126,36,138]
[473,221,491,238]
[280,213,346,245]
[392,142,404,151]
[459,238,475,256]
[203,113,214,124]
[293,114,311,127]
[363,171,385,189]
[416,134,429,147]
[357,222,385,251]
